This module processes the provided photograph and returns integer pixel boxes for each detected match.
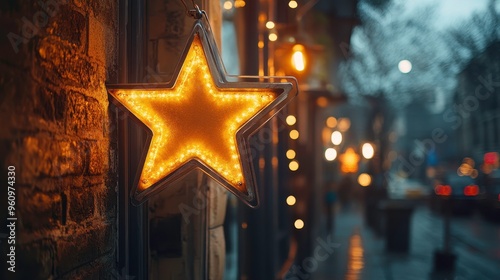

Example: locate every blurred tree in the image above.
[339,0,499,108]
[337,0,500,184]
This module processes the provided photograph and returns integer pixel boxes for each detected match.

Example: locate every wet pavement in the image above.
[306,201,500,280]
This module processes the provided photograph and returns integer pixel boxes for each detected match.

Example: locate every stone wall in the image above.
[0,0,117,279]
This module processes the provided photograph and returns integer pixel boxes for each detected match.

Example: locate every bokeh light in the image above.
[331,131,342,145]
[325,148,337,161]
[294,219,304,229]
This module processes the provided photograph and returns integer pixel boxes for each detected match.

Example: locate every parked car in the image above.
[431,173,479,215]
[478,169,500,222]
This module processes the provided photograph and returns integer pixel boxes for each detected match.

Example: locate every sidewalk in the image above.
[308,201,500,280]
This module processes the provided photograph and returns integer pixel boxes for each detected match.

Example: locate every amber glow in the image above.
[346,233,364,279]
[289,160,299,171]
[357,173,371,187]
[339,148,360,173]
[234,0,246,8]
[290,129,300,139]
[109,35,276,192]
[286,195,296,206]
[338,118,351,132]
[286,149,296,159]
[326,116,337,128]
[291,44,306,72]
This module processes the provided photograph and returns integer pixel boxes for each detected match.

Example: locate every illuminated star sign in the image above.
[108,21,297,207]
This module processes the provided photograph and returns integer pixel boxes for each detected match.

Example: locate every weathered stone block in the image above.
[65,91,104,137]
[34,84,67,123]
[45,4,87,49]
[86,140,106,175]
[34,36,102,91]
[69,187,94,223]
[18,190,62,231]
[17,137,85,182]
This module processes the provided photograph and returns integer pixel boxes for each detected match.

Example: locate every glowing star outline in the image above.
[107,19,298,207]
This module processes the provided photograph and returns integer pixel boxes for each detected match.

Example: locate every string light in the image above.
[269,32,278,42]
[109,35,277,193]
[223,1,233,10]
[290,129,300,140]
[234,0,246,8]
[286,115,296,125]
[294,219,304,229]
[289,160,299,171]
[291,44,306,72]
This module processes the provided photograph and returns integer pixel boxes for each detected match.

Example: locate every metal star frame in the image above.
[107,17,298,207]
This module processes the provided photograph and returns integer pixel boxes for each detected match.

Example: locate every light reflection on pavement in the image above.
[309,202,500,280]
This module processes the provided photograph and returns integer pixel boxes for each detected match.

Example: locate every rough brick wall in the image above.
[0,0,117,279]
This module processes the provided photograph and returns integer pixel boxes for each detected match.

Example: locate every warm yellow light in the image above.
[266,21,275,29]
[326,117,337,128]
[258,41,264,48]
[269,33,278,41]
[294,219,304,229]
[290,129,299,140]
[338,118,351,132]
[289,0,298,9]
[339,148,360,173]
[286,149,296,159]
[331,131,342,145]
[325,148,337,161]
[357,173,371,187]
[289,160,299,171]
[234,0,246,8]
[223,1,233,10]
[291,44,306,72]
[362,143,374,159]
[286,115,296,126]
[109,35,277,193]
[286,195,296,206]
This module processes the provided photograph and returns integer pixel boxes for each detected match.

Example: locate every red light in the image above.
[484,152,498,165]
[435,185,452,196]
[497,194,500,201]
[464,185,479,196]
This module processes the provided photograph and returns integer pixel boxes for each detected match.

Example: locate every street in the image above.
[307,201,500,280]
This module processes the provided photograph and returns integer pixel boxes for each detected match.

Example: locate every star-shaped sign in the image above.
[108,20,297,207]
